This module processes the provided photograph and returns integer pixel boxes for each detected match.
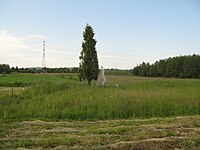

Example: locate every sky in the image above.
[0,0,200,69]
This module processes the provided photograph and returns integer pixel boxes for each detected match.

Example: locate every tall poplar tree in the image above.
[79,24,99,85]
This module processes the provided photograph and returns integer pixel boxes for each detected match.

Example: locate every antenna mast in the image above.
[42,40,46,71]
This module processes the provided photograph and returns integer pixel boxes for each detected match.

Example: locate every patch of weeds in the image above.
[49,138,78,147]
[150,129,177,138]
[195,137,200,147]
[42,132,55,138]
[137,130,148,140]
[88,127,132,135]
[183,140,195,149]
[85,136,102,146]
[64,137,80,146]
[13,81,27,87]
[60,74,65,78]
[44,137,61,148]
[69,75,73,80]
[192,121,200,127]
[133,143,147,150]
[164,139,182,149]
[3,140,34,149]
[42,124,55,130]
[165,130,176,137]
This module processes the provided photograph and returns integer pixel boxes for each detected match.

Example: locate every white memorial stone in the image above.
[98,66,106,86]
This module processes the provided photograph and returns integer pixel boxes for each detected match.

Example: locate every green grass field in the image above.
[0,73,200,120]
[0,73,200,149]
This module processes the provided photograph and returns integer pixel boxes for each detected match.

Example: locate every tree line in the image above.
[0,65,79,74]
[2,54,200,79]
[131,54,200,78]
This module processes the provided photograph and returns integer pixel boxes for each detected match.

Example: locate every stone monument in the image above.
[98,66,106,86]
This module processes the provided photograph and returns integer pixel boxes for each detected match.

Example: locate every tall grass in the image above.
[0,73,200,120]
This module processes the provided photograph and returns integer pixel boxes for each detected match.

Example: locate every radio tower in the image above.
[42,40,46,72]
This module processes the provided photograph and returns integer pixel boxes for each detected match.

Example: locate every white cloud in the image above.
[25,34,44,39]
[0,30,151,68]
[0,30,29,52]
[0,30,79,67]
[98,52,134,69]
[0,31,45,66]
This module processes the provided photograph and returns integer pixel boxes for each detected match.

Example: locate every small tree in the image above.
[79,24,99,85]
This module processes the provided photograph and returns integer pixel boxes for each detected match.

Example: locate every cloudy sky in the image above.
[0,0,200,69]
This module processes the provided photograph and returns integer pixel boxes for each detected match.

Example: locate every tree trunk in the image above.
[88,80,91,85]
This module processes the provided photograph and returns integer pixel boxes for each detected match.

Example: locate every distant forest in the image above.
[1,54,200,78]
[0,65,129,76]
[131,54,200,78]
[0,65,79,74]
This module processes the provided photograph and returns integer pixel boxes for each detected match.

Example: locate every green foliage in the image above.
[79,24,99,85]
[0,64,10,74]
[104,69,130,75]
[12,67,79,73]
[195,137,200,146]
[131,54,200,78]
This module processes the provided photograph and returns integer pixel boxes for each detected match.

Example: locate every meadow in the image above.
[1,73,200,149]
[0,73,200,120]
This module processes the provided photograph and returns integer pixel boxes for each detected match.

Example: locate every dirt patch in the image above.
[0,87,26,96]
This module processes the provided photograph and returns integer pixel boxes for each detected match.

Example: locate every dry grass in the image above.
[1,115,200,149]
[0,87,25,96]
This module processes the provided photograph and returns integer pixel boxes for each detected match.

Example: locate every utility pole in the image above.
[42,40,46,72]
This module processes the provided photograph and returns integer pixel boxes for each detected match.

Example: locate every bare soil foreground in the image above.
[1,115,200,149]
